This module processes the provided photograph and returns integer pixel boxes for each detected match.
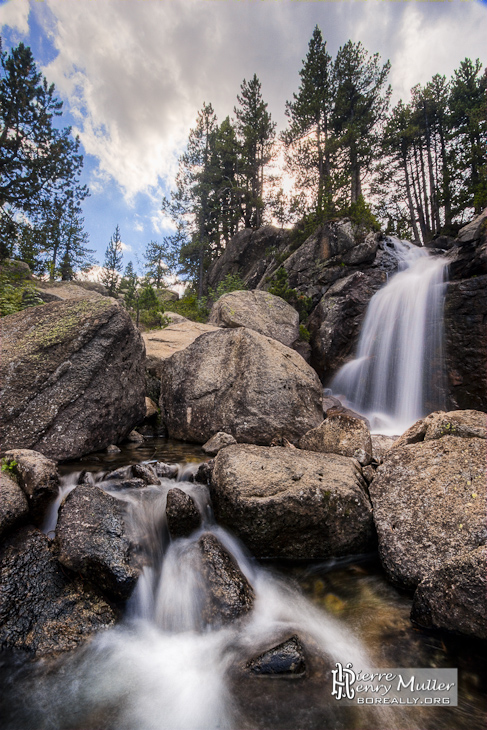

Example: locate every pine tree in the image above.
[120,261,138,309]
[144,240,168,289]
[234,74,276,228]
[100,225,123,296]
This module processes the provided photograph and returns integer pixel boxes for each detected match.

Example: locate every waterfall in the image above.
[331,237,448,435]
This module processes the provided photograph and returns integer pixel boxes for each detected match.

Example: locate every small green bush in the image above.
[1,457,17,474]
[164,290,209,323]
[268,268,313,323]
[299,324,311,342]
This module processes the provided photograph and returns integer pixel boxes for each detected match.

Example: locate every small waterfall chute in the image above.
[331,237,448,434]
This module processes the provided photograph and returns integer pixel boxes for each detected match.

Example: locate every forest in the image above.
[0,27,486,300]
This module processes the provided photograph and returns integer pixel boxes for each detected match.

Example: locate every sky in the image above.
[1,0,486,272]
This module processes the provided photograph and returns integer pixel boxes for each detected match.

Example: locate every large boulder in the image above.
[0,527,117,656]
[368,411,486,589]
[55,484,139,601]
[0,298,146,461]
[298,413,373,466]
[165,487,202,539]
[143,321,219,378]
[209,290,299,348]
[210,444,375,559]
[411,546,487,639]
[2,449,59,525]
[159,328,323,445]
[308,269,387,378]
[0,473,28,541]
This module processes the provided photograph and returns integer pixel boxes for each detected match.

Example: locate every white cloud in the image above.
[120,241,132,253]
[0,0,30,35]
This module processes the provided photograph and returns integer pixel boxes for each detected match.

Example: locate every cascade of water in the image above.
[331,237,448,435]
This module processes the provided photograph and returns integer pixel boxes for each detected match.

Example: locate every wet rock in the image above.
[99,478,146,492]
[369,412,486,589]
[166,488,202,539]
[2,449,59,525]
[55,484,139,601]
[0,298,146,461]
[202,432,237,456]
[0,473,28,541]
[209,290,299,348]
[0,527,117,657]
[106,444,121,454]
[298,413,373,466]
[210,444,375,559]
[197,533,254,626]
[132,463,158,485]
[103,466,133,481]
[126,430,144,443]
[194,460,214,485]
[322,395,370,428]
[247,636,306,676]
[411,546,487,639]
[160,328,323,446]
[155,462,179,479]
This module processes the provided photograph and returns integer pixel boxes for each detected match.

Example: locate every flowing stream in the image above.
[331,238,448,434]
[2,443,485,730]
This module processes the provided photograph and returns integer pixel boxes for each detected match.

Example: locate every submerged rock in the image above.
[0,527,117,657]
[246,636,306,676]
[166,488,202,539]
[0,473,28,541]
[55,484,139,601]
[411,546,487,639]
[210,444,375,559]
[298,413,373,465]
[197,532,254,626]
[209,290,299,348]
[160,327,323,446]
[2,449,59,525]
[369,411,486,589]
[0,298,146,461]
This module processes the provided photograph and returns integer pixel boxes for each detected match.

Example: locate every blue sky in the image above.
[1,0,486,274]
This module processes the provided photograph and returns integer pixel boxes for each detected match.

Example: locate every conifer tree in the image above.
[100,225,123,296]
[144,240,167,289]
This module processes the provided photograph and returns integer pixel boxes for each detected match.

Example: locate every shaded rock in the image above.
[210,444,375,559]
[55,484,139,601]
[2,449,59,525]
[247,636,306,676]
[444,276,487,412]
[155,461,179,479]
[411,546,487,639]
[0,473,28,541]
[132,463,158,485]
[145,397,158,418]
[202,432,237,456]
[127,430,145,443]
[308,269,387,379]
[391,410,486,451]
[166,487,202,539]
[370,434,398,462]
[106,444,121,454]
[194,460,214,485]
[369,414,486,589]
[197,532,254,626]
[0,298,146,461]
[361,466,376,485]
[0,527,117,657]
[292,338,312,363]
[143,321,219,379]
[160,328,323,446]
[209,290,299,348]
[456,207,487,244]
[299,413,372,466]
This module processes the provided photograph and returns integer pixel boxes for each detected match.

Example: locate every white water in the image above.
[331,238,448,435]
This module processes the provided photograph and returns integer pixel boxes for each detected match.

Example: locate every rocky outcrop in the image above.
[0,473,28,541]
[308,269,387,377]
[2,449,59,525]
[209,290,299,347]
[0,298,146,461]
[55,484,139,601]
[369,411,486,589]
[159,328,323,446]
[411,546,487,639]
[166,487,202,539]
[197,532,254,626]
[143,321,219,379]
[298,413,373,465]
[0,527,117,656]
[210,444,375,559]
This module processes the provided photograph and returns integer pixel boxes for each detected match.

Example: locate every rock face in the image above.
[308,269,387,377]
[210,444,375,559]
[298,413,373,465]
[159,328,323,446]
[2,449,59,525]
[0,473,28,541]
[209,290,299,347]
[197,532,254,626]
[411,546,487,639]
[166,488,202,539]
[0,298,146,461]
[0,527,116,656]
[55,484,139,601]
[143,321,219,377]
[369,411,486,589]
